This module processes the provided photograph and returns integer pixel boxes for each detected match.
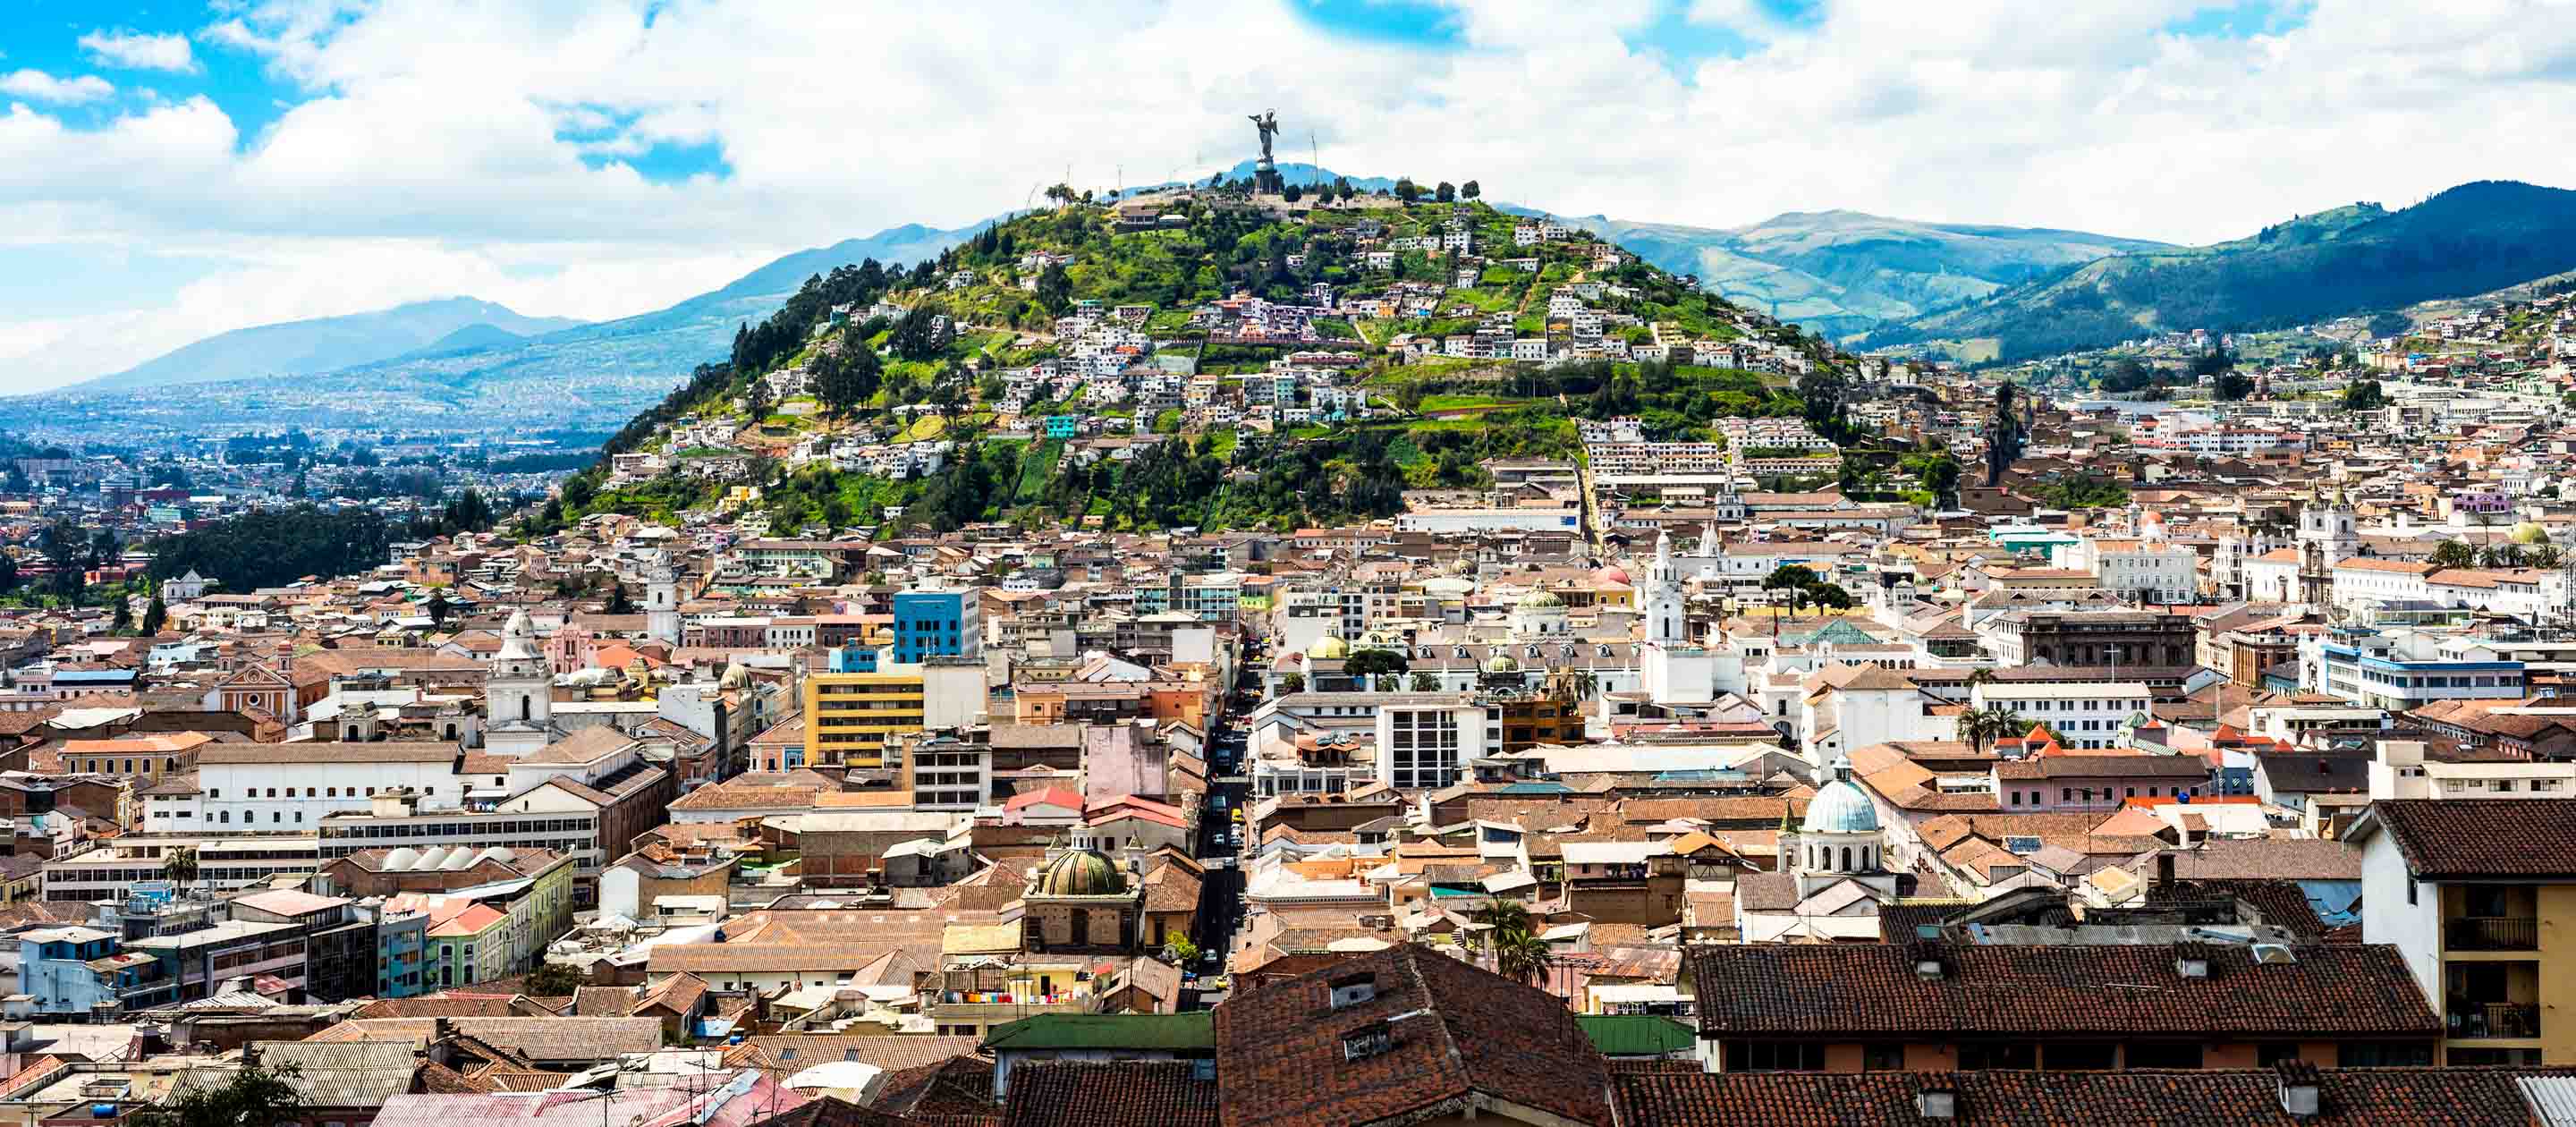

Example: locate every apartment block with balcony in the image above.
[2353,799,2576,1064]
[804,648,926,770]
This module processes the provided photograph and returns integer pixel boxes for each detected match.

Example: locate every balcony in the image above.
[2446,916,2539,951]
[2450,1002,2542,1040]
[928,996,1093,1023]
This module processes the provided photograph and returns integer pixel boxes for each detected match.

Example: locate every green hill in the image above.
[1872,180,2576,361]
[539,194,1873,538]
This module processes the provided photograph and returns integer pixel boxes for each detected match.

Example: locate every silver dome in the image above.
[1801,755,1880,835]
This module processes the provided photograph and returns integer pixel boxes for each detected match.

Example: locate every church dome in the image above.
[1484,653,1521,674]
[1518,589,1563,609]
[1594,566,1631,585]
[1032,848,1125,897]
[1801,755,1880,835]
[1308,635,1352,660]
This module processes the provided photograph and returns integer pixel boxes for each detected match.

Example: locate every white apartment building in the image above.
[1392,508,1580,535]
[1584,442,1731,476]
[148,742,463,833]
[2368,738,2576,800]
[1969,682,2154,750]
[1375,696,1489,792]
[2331,558,2436,614]
[2089,539,2199,604]
[42,835,323,901]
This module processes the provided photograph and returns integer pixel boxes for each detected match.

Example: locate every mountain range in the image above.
[1872,180,2576,360]
[32,176,2576,428]
[1555,211,2174,340]
[74,297,585,393]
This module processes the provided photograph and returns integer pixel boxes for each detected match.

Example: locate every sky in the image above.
[4,0,2574,394]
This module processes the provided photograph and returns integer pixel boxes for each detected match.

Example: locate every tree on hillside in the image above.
[815,343,882,417]
[1035,263,1074,316]
[741,378,774,425]
[141,595,165,635]
[426,589,450,627]
[889,304,953,361]
[1462,180,1481,199]
[2215,372,2257,401]
[1394,178,1421,203]
[2342,379,2387,412]
[1436,181,1456,203]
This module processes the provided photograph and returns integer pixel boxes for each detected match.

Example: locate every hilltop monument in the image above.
[1248,109,1284,195]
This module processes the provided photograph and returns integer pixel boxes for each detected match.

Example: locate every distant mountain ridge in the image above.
[1539,209,2174,340]
[73,297,585,393]
[35,174,2570,430]
[1872,180,2576,360]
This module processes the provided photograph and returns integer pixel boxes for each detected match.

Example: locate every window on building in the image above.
[1957,1043,2038,1070]
[2125,1042,2203,1069]
[2039,1041,2119,1070]
[1724,1041,1826,1072]
[1342,1025,1394,1062]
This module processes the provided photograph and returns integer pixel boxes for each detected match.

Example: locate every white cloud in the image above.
[3,0,2574,393]
[78,29,199,73]
[0,70,115,105]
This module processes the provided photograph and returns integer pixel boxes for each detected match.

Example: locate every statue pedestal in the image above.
[1253,163,1284,195]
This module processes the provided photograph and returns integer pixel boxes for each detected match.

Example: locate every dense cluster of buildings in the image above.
[4,233,2576,1125]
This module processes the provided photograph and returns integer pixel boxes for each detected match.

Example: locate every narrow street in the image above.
[1186,651,1258,1005]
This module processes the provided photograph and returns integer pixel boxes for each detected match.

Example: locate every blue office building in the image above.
[893,589,981,665]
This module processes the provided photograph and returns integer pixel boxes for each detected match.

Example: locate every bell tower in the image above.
[645,551,681,647]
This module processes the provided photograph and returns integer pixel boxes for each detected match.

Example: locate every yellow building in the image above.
[802,668,926,769]
[2352,800,2576,1066]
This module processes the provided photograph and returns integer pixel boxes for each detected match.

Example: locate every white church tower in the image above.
[1643,528,1686,646]
[2298,485,2360,567]
[645,552,681,648]
[485,608,554,754]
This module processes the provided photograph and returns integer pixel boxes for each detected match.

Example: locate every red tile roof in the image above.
[2359,799,2576,881]
[1612,1065,2574,1127]
[1213,944,1615,1127]
[1683,943,2438,1038]
[1002,1061,1216,1127]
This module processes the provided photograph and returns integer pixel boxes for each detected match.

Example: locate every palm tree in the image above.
[1474,898,1532,938]
[1959,707,2023,756]
[162,846,199,893]
[1546,669,1598,706]
[1491,928,1553,986]
[1472,899,1551,984]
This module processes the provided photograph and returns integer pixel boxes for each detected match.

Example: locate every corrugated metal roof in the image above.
[1576,1014,1696,1057]
[2521,1077,2576,1126]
